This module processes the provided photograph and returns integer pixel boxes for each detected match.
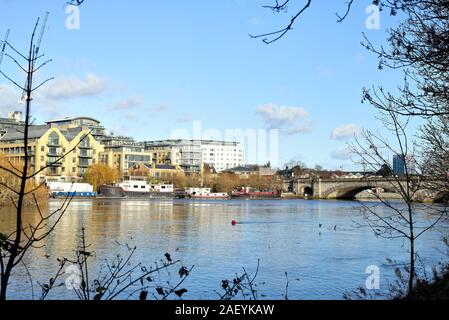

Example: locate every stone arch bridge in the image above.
[283,177,443,201]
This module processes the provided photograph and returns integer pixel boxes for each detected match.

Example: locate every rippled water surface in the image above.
[1,199,448,300]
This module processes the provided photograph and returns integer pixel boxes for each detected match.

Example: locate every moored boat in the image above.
[47,182,97,198]
[185,187,229,199]
[99,179,176,199]
[231,187,280,199]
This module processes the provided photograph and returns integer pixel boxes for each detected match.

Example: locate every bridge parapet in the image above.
[289,177,444,200]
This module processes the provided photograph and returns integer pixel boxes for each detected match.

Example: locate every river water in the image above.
[0,198,448,300]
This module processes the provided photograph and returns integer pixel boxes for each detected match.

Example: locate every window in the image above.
[48,132,60,146]
[79,136,90,148]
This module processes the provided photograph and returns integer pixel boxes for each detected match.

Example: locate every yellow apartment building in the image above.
[0,125,104,183]
[130,163,185,181]
[145,146,182,166]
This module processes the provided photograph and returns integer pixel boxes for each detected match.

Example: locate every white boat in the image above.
[186,187,229,199]
[118,180,174,193]
[99,179,175,198]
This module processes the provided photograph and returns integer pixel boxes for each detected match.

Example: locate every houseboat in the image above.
[99,179,175,199]
[185,187,230,199]
[47,182,97,198]
[231,187,281,199]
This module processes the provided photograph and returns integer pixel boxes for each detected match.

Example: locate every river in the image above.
[0,198,448,300]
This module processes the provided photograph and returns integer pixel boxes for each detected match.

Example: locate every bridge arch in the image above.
[320,183,399,200]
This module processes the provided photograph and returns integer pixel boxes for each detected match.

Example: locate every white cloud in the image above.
[256,103,312,135]
[257,102,309,125]
[331,147,353,160]
[107,95,145,110]
[39,73,107,101]
[330,124,362,141]
[0,84,22,114]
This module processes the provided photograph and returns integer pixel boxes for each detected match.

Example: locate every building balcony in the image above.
[47,153,60,157]
[47,161,63,167]
[78,145,92,150]
[78,163,90,168]
[46,171,61,176]
[47,143,61,147]
[78,154,92,159]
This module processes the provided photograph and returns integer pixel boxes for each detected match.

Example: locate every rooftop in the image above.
[46,116,101,125]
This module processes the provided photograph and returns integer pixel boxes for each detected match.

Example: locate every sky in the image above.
[0,0,412,170]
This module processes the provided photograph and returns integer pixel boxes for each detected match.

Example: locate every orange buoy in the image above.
[231,220,237,226]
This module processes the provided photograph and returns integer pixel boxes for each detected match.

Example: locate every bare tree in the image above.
[39,229,193,301]
[249,0,426,44]
[350,108,446,297]
[0,16,90,300]
[362,0,449,118]
[360,0,449,207]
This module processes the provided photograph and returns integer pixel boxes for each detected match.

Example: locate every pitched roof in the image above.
[0,125,50,141]
[0,125,89,143]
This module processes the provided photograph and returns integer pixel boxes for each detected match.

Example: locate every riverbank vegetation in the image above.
[85,164,119,192]
[0,153,47,207]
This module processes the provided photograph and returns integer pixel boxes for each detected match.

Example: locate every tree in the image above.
[0,16,91,300]
[360,0,449,198]
[376,164,392,177]
[0,154,47,207]
[351,109,446,298]
[85,164,119,192]
[250,0,423,44]
[362,0,449,118]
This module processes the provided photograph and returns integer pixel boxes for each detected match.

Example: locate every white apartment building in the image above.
[201,140,245,172]
[144,140,245,173]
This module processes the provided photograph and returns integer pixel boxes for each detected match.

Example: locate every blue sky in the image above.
[0,0,411,170]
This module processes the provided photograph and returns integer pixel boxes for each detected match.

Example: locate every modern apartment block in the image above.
[0,111,25,138]
[144,140,202,174]
[145,144,182,166]
[0,113,246,181]
[0,125,104,183]
[392,155,416,176]
[47,118,153,175]
[46,116,107,141]
[101,142,152,174]
[144,139,245,174]
[200,140,245,172]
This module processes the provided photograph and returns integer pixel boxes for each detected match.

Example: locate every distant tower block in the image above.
[8,111,23,122]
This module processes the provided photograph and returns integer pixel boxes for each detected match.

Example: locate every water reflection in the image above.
[0,199,448,300]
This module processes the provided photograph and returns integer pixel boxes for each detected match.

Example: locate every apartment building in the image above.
[145,144,182,166]
[0,111,25,138]
[144,139,245,174]
[100,136,152,174]
[130,163,184,181]
[200,140,245,172]
[0,125,104,183]
[144,140,202,174]
[46,116,107,141]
